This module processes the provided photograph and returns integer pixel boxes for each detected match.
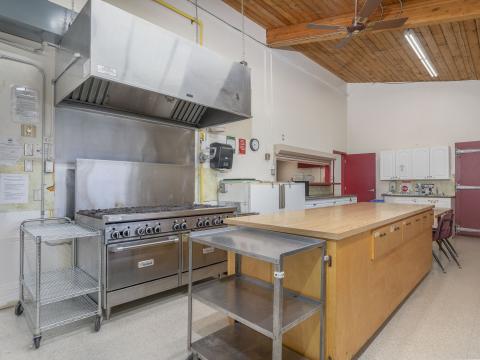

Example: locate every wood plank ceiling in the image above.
[223,0,480,82]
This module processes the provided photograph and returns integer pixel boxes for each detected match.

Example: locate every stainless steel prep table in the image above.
[187,226,327,360]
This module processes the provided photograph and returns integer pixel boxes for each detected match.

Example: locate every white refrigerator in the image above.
[218,181,305,214]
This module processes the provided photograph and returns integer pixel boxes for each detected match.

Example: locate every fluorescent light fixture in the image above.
[404,29,438,78]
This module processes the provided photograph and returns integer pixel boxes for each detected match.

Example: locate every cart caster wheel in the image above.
[94,316,102,332]
[14,301,23,316]
[33,336,41,349]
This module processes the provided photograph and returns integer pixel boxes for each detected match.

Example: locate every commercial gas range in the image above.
[75,204,236,319]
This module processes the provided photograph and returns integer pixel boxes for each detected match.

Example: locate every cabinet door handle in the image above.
[379,232,387,238]
[394,226,401,231]
[405,222,412,226]
[415,219,421,222]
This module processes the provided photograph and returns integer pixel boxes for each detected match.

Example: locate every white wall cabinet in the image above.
[395,149,413,179]
[380,146,450,180]
[380,151,396,180]
[412,148,430,179]
[429,146,450,179]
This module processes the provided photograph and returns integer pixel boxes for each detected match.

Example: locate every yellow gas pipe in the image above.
[152,0,204,45]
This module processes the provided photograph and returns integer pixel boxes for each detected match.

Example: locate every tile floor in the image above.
[0,236,479,360]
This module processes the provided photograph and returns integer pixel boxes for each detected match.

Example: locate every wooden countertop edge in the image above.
[225,205,434,241]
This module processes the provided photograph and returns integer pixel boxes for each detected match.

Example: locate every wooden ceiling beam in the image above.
[267,0,480,48]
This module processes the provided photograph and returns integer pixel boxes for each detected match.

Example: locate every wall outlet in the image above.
[24,160,33,172]
[33,189,41,201]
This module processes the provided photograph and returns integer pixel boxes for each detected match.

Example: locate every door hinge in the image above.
[324,255,332,267]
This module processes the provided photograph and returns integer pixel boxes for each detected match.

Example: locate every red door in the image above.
[345,153,376,202]
[455,141,480,237]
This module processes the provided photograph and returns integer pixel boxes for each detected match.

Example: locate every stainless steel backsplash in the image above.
[54,106,195,217]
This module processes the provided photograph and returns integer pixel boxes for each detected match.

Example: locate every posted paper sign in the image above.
[0,174,29,204]
[0,138,22,166]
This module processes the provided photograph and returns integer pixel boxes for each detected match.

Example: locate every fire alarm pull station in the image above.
[210,143,234,170]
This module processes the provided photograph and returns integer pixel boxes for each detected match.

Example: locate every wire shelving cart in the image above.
[187,226,327,360]
[14,217,102,349]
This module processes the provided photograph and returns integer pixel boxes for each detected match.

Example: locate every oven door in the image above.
[107,235,180,291]
[182,233,227,271]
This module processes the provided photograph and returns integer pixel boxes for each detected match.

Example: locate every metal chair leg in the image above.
[445,238,458,257]
[432,251,446,273]
[442,239,461,269]
[436,240,451,262]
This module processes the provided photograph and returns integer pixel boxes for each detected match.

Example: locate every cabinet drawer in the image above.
[372,222,403,260]
[403,215,423,240]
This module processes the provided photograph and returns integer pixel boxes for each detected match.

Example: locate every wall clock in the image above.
[250,138,260,151]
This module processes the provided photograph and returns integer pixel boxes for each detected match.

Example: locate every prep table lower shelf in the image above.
[191,323,307,360]
[193,274,322,337]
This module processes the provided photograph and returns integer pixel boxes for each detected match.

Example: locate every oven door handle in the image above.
[109,237,179,253]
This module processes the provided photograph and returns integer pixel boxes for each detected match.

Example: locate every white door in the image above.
[412,148,430,180]
[283,183,306,211]
[430,146,450,179]
[395,149,413,179]
[380,150,396,180]
[250,183,280,214]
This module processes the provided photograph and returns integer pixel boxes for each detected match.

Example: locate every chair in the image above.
[432,211,461,273]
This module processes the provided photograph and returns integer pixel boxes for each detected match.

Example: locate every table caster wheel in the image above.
[14,301,23,316]
[94,316,102,332]
[33,336,41,349]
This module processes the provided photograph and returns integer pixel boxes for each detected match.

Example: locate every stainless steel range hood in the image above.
[54,0,251,128]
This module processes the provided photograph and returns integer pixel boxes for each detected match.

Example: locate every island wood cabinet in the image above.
[380,146,450,180]
[230,208,433,360]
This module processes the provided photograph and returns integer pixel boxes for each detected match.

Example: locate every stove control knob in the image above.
[173,222,181,231]
[145,227,154,235]
[122,229,131,238]
[196,219,204,228]
[154,225,161,234]
[204,219,211,227]
[181,222,188,230]
[111,231,120,240]
[213,218,221,226]
[137,227,146,236]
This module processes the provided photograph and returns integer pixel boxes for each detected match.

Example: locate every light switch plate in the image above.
[24,143,34,156]
[45,160,54,173]
[24,160,33,172]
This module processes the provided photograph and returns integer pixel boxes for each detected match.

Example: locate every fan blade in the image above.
[336,33,353,49]
[307,23,347,31]
[358,0,382,19]
[369,17,408,30]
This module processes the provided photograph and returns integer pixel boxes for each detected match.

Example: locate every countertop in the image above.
[225,202,433,241]
[382,193,455,198]
[306,194,356,201]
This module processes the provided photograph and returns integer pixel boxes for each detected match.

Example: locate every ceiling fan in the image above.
[307,0,408,49]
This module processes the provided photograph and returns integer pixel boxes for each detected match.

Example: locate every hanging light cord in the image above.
[240,0,247,65]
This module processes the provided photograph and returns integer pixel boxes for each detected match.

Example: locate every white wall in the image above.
[347,81,480,196]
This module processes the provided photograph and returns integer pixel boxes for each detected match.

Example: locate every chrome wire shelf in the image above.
[16,217,103,349]
[22,222,100,242]
[23,295,98,332]
[22,267,99,306]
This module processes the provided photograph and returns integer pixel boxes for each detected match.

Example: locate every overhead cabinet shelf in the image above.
[380,146,450,181]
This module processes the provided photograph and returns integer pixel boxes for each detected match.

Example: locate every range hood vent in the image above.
[54,0,251,128]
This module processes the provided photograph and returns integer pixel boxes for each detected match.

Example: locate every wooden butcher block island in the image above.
[225,203,434,360]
